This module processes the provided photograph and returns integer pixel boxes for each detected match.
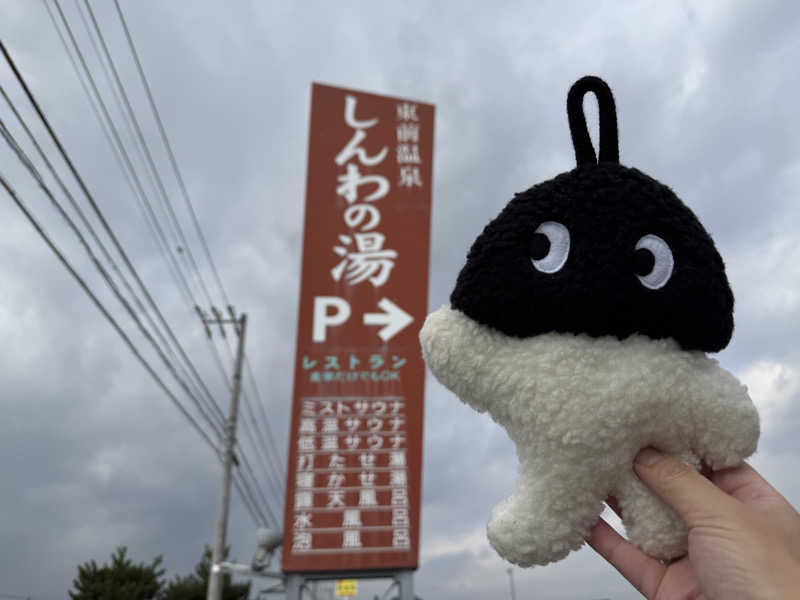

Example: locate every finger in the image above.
[634,448,740,528]
[587,517,665,597]
[711,461,786,508]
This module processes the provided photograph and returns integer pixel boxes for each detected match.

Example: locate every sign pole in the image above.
[285,574,303,600]
[507,567,517,600]
[206,314,248,600]
[395,571,414,600]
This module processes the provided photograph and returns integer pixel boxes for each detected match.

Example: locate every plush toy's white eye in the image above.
[530,221,570,273]
[635,234,674,289]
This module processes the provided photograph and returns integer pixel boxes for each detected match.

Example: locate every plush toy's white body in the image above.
[420,306,759,566]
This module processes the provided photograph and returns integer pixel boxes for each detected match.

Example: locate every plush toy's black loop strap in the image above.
[567,76,619,167]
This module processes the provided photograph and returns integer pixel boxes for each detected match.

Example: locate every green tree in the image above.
[69,546,165,600]
[164,546,250,600]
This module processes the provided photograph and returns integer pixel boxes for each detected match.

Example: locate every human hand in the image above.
[588,449,800,599]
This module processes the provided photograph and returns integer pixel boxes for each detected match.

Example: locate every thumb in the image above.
[634,448,740,529]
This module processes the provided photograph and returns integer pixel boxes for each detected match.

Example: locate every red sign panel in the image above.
[282,83,434,573]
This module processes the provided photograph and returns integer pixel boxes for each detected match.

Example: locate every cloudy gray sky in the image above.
[2,1,800,599]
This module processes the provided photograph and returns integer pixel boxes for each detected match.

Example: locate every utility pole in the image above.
[204,308,247,600]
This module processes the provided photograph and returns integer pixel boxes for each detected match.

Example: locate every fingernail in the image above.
[635,448,663,467]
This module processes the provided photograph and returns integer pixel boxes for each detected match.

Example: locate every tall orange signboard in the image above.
[282,83,434,573]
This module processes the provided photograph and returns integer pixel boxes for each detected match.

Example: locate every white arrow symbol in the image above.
[363,298,414,342]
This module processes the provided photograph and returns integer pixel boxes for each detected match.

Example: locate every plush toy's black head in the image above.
[450,76,734,353]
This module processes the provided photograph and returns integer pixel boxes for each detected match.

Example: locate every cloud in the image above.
[2,1,800,600]
[741,360,800,451]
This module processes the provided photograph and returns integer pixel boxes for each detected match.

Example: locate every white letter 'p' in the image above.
[312,296,351,343]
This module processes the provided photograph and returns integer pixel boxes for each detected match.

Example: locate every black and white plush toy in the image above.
[419,76,759,566]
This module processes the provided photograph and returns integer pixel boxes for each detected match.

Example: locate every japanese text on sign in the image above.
[291,396,411,555]
[331,98,428,288]
[332,96,396,287]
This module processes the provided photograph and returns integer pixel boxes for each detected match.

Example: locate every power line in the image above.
[199,319,282,524]
[67,0,195,305]
[216,316,288,488]
[0,105,268,528]
[0,166,220,456]
[0,122,271,537]
[74,0,198,306]
[41,0,237,436]
[200,310,285,513]
[198,312,275,532]
[201,316,282,524]
[46,0,197,306]
[82,0,214,309]
[235,447,278,527]
[215,343,285,513]
[232,471,267,527]
[220,336,286,498]
[112,0,231,310]
[239,399,286,510]
[214,334,285,496]
[62,0,258,447]
[0,115,223,452]
[227,338,288,490]
[3,25,277,528]
[0,36,227,440]
[40,0,189,310]
[0,81,224,443]
[37,2,282,526]
[246,356,288,472]
[50,4,280,525]
[56,0,230,435]
[111,0,288,486]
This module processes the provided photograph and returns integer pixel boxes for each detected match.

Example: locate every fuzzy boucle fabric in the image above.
[420,306,759,566]
[450,163,735,353]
